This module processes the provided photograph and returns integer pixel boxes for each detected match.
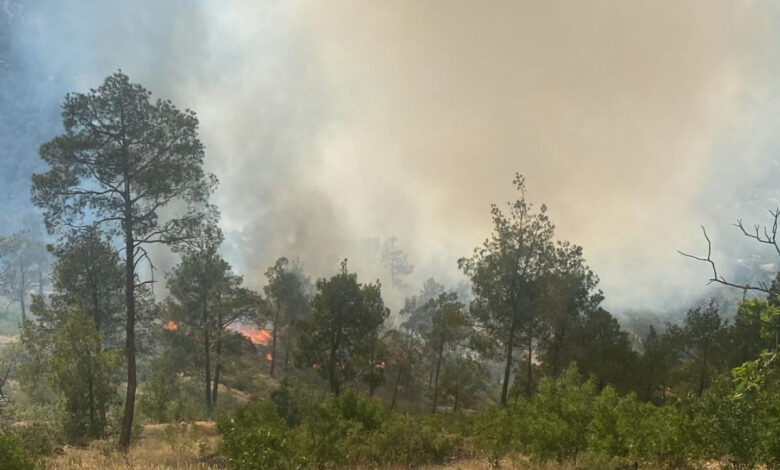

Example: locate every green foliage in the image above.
[264,257,312,377]
[739,298,780,347]
[49,311,122,442]
[219,385,456,469]
[586,386,627,459]
[138,352,241,424]
[270,377,301,427]
[11,422,60,458]
[638,325,679,403]
[732,299,780,394]
[32,70,218,449]
[138,352,186,423]
[696,378,762,469]
[164,222,258,411]
[0,430,35,470]
[0,224,49,322]
[469,364,703,469]
[473,365,599,467]
[440,355,488,412]
[575,308,637,392]
[523,365,595,463]
[671,302,729,396]
[218,400,304,470]
[363,412,456,466]
[460,174,603,403]
[295,260,389,395]
[471,404,516,468]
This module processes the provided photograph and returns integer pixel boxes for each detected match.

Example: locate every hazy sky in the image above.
[3,0,780,315]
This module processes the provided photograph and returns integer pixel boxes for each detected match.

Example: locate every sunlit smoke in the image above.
[3,1,780,318]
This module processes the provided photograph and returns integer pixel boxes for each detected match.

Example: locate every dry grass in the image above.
[44,422,223,469]
[42,423,539,470]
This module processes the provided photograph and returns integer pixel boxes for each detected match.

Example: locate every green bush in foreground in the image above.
[217,400,304,470]
[470,364,698,469]
[218,388,457,469]
[0,431,36,470]
[221,366,780,470]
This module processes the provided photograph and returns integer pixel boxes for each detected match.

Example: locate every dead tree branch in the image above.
[678,225,771,295]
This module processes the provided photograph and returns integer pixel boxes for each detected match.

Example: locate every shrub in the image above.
[524,364,595,463]
[0,431,35,470]
[471,404,516,468]
[219,385,457,469]
[756,384,780,468]
[635,400,695,468]
[696,378,762,469]
[358,412,457,466]
[587,386,626,458]
[577,450,628,470]
[217,401,304,470]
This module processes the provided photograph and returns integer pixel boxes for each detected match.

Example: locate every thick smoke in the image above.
[3,0,780,315]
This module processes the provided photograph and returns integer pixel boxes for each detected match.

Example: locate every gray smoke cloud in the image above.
[4,0,780,315]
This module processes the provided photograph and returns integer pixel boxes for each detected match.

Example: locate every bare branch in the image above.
[734,208,780,257]
[134,279,156,289]
[679,225,770,295]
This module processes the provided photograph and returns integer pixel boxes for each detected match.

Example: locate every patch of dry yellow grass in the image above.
[44,422,223,469]
[42,423,539,470]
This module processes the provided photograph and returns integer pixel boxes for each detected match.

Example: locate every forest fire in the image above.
[237,326,272,346]
[163,320,178,331]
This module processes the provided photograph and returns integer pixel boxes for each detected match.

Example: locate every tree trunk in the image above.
[453,372,460,413]
[284,336,291,367]
[526,325,533,397]
[204,300,212,410]
[698,343,709,397]
[99,401,107,435]
[212,363,221,404]
[327,308,344,396]
[270,300,280,377]
[551,322,566,377]
[328,337,340,395]
[88,364,96,436]
[405,366,414,401]
[118,214,137,452]
[368,337,378,397]
[500,320,517,405]
[19,267,26,322]
[391,366,403,409]
[212,295,223,404]
[431,342,444,413]
[428,354,435,390]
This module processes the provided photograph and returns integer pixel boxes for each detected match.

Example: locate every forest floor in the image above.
[42,421,515,470]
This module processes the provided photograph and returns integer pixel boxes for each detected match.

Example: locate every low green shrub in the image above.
[219,385,457,469]
[217,400,305,470]
[0,430,36,470]
[471,404,517,468]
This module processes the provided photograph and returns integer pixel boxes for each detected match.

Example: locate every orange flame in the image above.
[163,320,178,331]
[238,326,272,346]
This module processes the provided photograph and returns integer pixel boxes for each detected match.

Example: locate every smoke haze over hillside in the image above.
[3,0,780,315]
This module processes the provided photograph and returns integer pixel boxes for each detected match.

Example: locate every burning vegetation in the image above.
[236,326,272,346]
